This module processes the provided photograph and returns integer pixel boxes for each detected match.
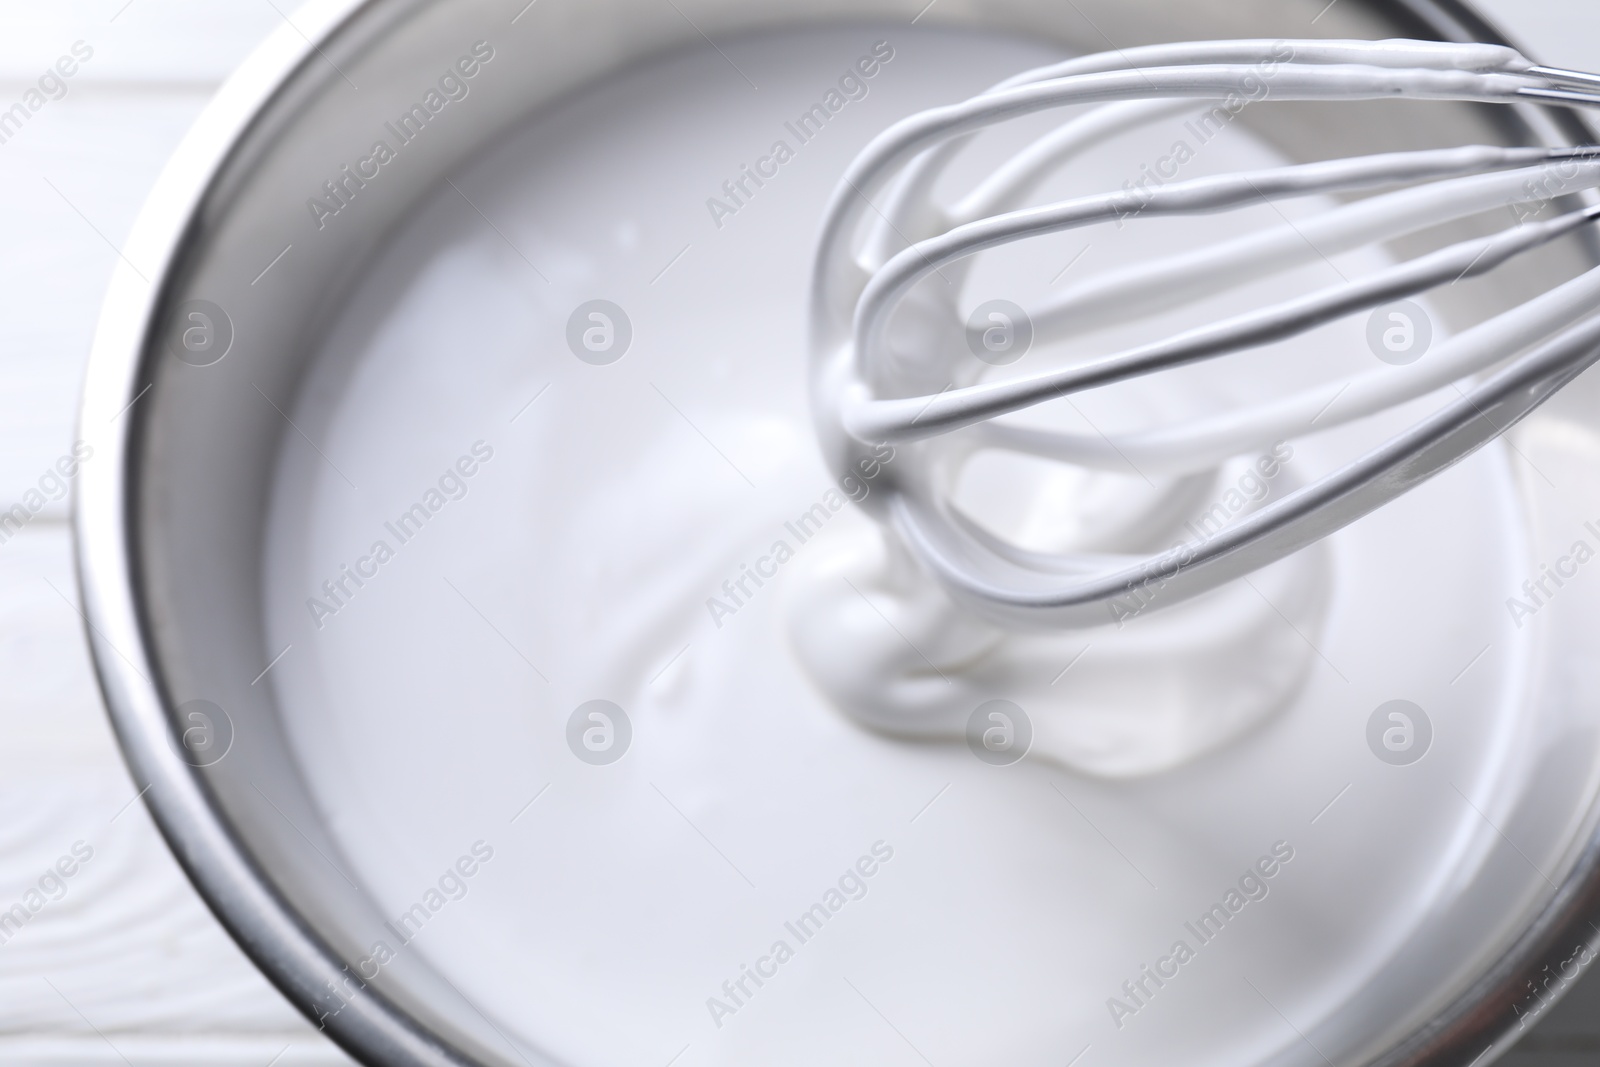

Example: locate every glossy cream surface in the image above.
[263,24,1538,1067]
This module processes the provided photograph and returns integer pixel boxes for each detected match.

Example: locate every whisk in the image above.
[810,38,1600,630]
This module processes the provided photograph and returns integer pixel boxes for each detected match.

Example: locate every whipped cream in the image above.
[262,24,1535,1067]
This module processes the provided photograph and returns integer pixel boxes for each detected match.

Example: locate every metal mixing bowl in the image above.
[76,0,1600,1064]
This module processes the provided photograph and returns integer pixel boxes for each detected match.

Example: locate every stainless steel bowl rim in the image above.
[74,1,1600,1065]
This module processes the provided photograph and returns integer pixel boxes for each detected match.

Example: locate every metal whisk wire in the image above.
[809,38,1600,629]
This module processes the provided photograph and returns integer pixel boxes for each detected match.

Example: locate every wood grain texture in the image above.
[0,527,352,1064]
[0,8,351,1062]
[0,1,285,85]
[0,2,1596,1064]
[0,93,211,515]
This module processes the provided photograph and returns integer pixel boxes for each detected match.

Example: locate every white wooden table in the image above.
[0,2,1596,1064]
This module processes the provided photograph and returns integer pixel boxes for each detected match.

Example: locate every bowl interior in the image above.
[92,0,1600,1064]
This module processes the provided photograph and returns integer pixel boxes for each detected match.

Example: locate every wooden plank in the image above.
[0,91,212,512]
[0,12,355,1055]
[0,3,1593,1064]
[0,1037,351,1067]
[0,1,281,86]
[0,525,351,1063]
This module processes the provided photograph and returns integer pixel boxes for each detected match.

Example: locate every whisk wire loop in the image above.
[810,39,1600,629]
